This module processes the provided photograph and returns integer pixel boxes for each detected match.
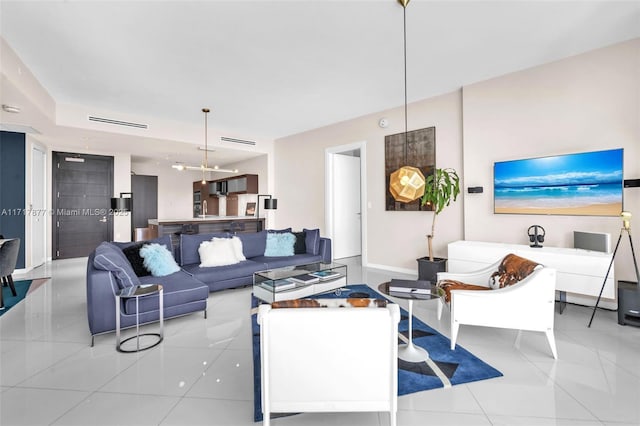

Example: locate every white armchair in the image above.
[258,300,400,426]
[436,253,558,359]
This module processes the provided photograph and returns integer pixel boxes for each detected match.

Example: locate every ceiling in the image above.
[1,0,639,167]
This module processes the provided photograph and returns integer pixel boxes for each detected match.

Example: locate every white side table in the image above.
[115,284,164,352]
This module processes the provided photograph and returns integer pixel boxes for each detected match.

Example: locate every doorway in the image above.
[326,142,367,263]
[52,152,114,259]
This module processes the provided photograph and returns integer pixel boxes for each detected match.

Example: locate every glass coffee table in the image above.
[253,262,347,303]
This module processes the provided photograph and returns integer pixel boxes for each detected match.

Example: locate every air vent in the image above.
[88,116,148,129]
[221,136,256,146]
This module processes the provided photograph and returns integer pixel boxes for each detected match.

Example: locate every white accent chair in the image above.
[436,256,558,359]
[257,302,400,426]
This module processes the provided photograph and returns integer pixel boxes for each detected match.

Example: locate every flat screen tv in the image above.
[494,148,623,216]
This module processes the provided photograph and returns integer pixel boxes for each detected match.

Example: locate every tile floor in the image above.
[1,256,640,425]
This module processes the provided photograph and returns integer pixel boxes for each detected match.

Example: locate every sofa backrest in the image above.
[237,230,268,259]
[179,232,230,266]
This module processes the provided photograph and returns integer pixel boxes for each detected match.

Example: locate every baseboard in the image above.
[364,262,417,277]
[559,291,617,310]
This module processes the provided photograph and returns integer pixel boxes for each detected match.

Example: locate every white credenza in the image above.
[447,240,615,299]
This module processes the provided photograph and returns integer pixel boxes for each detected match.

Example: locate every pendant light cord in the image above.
[403,3,408,164]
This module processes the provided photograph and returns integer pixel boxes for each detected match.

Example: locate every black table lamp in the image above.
[256,195,278,231]
[111,192,133,212]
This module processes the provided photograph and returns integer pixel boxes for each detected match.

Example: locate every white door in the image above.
[30,145,46,267]
[333,154,361,259]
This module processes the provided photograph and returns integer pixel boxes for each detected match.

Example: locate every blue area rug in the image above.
[251,284,503,422]
[0,280,32,317]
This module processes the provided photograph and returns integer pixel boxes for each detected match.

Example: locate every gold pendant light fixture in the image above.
[171,108,239,175]
[389,0,426,204]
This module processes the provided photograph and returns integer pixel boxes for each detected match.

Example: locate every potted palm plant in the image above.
[417,167,461,282]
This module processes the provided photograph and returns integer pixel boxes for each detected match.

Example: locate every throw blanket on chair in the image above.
[436,253,541,302]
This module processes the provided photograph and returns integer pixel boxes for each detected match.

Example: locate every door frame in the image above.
[30,142,47,267]
[325,141,367,265]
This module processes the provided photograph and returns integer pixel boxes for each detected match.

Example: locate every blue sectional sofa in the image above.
[86,229,332,344]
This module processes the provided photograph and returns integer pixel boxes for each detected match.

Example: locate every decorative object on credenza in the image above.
[385,0,433,211]
[589,211,640,327]
[245,202,256,217]
[171,108,238,176]
[256,195,278,231]
[527,225,545,248]
[110,192,132,212]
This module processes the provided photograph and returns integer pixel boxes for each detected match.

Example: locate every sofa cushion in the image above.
[293,231,306,254]
[264,232,295,257]
[125,271,209,314]
[179,232,230,266]
[237,230,267,258]
[488,253,541,289]
[122,243,150,277]
[199,238,242,267]
[93,242,141,289]
[182,259,267,284]
[304,228,321,255]
[140,243,181,277]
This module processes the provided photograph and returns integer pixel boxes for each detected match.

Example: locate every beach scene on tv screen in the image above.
[494,148,623,216]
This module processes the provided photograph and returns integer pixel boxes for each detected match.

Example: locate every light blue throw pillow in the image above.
[264,232,296,257]
[139,243,180,277]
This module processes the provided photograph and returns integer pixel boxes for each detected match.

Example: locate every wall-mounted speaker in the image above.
[467,186,483,194]
[624,179,640,188]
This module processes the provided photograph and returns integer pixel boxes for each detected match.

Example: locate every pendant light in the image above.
[389,0,426,204]
[171,108,239,175]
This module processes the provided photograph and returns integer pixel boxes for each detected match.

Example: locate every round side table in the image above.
[378,281,437,362]
[115,284,164,353]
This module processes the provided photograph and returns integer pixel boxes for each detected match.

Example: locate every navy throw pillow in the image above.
[293,231,306,254]
[303,228,321,255]
[122,243,150,277]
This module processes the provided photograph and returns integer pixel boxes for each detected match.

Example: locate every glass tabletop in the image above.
[117,284,163,298]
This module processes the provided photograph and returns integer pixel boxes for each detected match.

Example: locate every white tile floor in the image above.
[2,256,640,425]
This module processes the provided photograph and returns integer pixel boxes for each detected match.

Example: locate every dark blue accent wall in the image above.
[0,131,26,269]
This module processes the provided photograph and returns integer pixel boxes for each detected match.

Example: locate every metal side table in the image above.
[116,284,164,352]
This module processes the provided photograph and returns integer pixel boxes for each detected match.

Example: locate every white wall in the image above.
[131,160,200,220]
[274,91,464,272]
[132,153,269,221]
[462,38,640,284]
[274,37,639,284]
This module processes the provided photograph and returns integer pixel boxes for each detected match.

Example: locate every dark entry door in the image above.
[52,152,113,259]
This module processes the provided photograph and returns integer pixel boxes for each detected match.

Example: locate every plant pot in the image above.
[417,257,447,283]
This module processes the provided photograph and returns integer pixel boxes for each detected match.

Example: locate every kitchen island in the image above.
[148,216,265,240]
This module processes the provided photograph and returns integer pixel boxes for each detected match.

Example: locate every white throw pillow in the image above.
[230,236,246,261]
[199,238,240,267]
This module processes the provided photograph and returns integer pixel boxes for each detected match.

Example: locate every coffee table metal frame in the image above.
[253,262,347,303]
[115,284,164,353]
[378,281,437,362]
